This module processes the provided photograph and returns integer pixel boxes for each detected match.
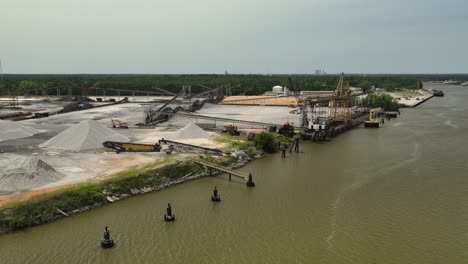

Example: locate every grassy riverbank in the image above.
[0,137,267,235]
[0,160,199,233]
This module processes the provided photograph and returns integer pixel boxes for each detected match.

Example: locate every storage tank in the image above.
[272,85,283,94]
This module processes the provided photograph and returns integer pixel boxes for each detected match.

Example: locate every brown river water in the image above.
[0,83,466,263]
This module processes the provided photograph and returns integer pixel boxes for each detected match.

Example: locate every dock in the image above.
[412,94,434,107]
[195,160,250,181]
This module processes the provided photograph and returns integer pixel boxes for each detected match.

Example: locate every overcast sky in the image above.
[1,0,467,74]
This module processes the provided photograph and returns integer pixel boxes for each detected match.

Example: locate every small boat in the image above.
[364,121,380,128]
[461,81,468,86]
[364,108,383,128]
[433,90,444,97]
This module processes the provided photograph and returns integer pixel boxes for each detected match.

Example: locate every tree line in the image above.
[0,74,423,97]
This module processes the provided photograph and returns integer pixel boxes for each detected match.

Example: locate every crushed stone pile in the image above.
[39,120,129,151]
[0,120,40,142]
[167,122,211,140]
[0,154,64,194]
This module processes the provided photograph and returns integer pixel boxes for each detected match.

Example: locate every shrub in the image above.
[253,132,277,153]
[363,94,400,111]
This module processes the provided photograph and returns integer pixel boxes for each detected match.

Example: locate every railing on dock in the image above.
[159,139,223,155]
[163,112,302,129]
[195,160,249,181]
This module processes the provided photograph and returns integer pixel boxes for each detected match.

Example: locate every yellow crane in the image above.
[364,108,382,127]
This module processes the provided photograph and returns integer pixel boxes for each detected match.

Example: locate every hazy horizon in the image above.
[1,72,468,76]
[1,0,467,74]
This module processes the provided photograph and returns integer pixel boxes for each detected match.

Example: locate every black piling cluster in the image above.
[101,179,257,248]
[101,226,115,248]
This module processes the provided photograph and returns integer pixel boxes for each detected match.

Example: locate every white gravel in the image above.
[0,120,40,142]
[167,122,212,140]
[0,154,64,194]
[39,120,130,151]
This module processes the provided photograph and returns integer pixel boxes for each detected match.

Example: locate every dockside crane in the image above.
[330,73,352,123]
[289,77,309,128]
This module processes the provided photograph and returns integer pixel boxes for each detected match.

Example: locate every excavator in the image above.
[364,108,383,128]
[111,119,129,129]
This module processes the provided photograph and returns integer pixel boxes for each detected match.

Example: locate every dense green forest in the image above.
[0,74,429,97]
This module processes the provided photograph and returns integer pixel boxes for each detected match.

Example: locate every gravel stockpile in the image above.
[0,154,64,194]
[168,122,211,140]
[39,120,129,151]
[0,120,40,142]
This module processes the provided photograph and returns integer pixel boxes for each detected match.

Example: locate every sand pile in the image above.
[39,120,129,151]
[0,154,64,194]
[168,122,211,140]
[0,120,40,142]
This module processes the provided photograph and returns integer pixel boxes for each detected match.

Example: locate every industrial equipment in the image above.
[278,122,295,136]
[145,87,187,125]
[111,119,129,128]
[103,141,161,153]
[330,73,352,123]
[308,117,328,131]
[222,124,240,136]
[158,139,223,155]
[247,132,257,141]
[288,77,309,128]
[364,108,383,128]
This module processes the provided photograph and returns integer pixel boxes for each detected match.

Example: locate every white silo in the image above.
[272,85,283,94]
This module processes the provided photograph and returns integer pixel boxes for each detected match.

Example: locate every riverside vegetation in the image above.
[0,132,288,234]
[0,161,197,233]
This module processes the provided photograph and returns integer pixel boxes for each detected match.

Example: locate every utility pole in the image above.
[0,57,3,82]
